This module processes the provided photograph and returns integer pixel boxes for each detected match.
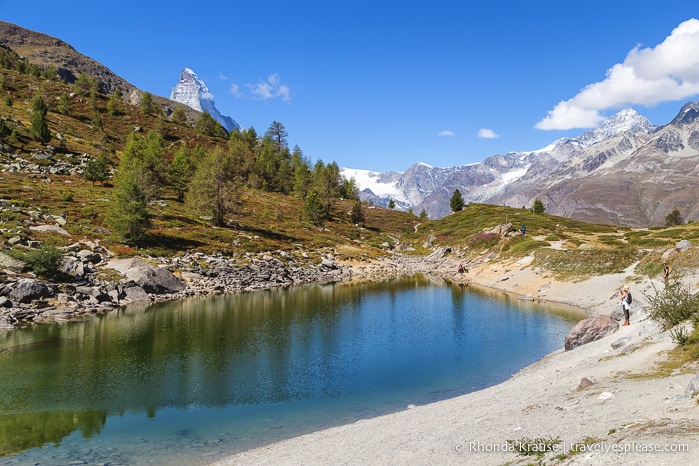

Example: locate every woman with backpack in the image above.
[619,285,631,326]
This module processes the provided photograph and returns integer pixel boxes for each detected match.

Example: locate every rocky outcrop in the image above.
[104,258,186,294]
[0,246,352,330]
[564,315,619,351]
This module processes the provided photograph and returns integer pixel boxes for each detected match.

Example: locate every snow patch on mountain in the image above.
[170,68,242,132]
[341,167,408,203]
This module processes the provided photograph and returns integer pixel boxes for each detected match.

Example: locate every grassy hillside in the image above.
[1,59,697,279]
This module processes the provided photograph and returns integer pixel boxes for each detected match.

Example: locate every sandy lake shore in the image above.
[211,249,699,466]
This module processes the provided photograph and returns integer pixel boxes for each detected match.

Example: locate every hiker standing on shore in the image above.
[619,285,631,326]
[662,262,672,285]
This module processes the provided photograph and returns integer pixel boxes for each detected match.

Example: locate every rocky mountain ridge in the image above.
[344,105,699,227]
[0,21,204,127]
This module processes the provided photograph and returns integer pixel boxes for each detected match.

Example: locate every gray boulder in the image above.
[105,258,185,294]
[564,315,619,351]
[8,279,52,303]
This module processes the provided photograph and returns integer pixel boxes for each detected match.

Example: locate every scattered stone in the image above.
[598,391,614,400]
[611,336,632,349]
[685,373,699,397]
[579,377,595,387]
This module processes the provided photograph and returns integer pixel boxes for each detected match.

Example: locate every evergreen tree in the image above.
[302,189,325,225]
[170,144,192,201]
[419,208,428,220]
[341,177,360,200]
[195,111,227,138]
[532,198,546,214]
[107,162,151,242]
[140,91,157,115]
[291,147,312,198]
[450,189,464,212]
[83,154,110,185]
[187,147,237,226]
[313,160,341,215]
[30,93,50,142]
[388,199,395,209]
[121,131,168,199]
[107,92,121,116]
[264,121,288,152]
[350,200,365,226]
[92,109,103,130]
[665,208,685,226]
[74,72,98,97]
[57,92,71,115]
[171,105,188,125]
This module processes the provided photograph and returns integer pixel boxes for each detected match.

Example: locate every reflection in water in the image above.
[0,276,580,464]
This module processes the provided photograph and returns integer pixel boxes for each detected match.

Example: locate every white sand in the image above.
[212,254,699,465]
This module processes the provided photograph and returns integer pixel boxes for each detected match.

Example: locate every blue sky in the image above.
[2,1,699,172]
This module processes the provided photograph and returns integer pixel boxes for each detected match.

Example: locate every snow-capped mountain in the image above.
[170,68,242,132]
[342,104,699,227]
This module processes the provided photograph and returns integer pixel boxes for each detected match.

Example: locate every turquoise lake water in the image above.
[0,276,580,465]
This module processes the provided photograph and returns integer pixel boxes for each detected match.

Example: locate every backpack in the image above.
[626,291,632,304]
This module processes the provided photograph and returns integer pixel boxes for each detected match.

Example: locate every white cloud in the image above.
[230,73,292,103]
[478,128,499,139]
[229,83,244,98]
[437,130,455,136]
[219,73,229,80]
[250,74,292,103]
[536,18,699,130]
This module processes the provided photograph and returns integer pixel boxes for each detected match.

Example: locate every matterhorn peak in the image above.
[170,68,242,132]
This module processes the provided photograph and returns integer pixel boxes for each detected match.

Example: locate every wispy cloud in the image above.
[219,73,229,80]
[229,83,244,98]
[537,18,699,130]
[230,74,292,103]
[437,130,455,137]
[478,128,499,139]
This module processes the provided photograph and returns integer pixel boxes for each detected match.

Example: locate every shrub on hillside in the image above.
[644,279,699,330]
[467,232,500,249]
[11,242,64,279]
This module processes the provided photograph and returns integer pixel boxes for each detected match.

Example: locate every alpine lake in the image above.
[0,275,583,465]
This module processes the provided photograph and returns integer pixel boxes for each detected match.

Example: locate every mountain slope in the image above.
[345,106,699,227]
[0,21,203,126]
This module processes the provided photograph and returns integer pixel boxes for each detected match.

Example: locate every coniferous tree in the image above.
[187,147,237,226]
[30,93,50,142]
[83,154,110,185]
[302,189,325,225]
[419,208,429,220]
[140,91,157,115]
[57,92,71,115]
[264,121,288,152]
[171,105,188,125]
[195,111,227,138]
[170,144,192,201]
[388,199,395,209]
[450,189,464,212]
[665,208,685,226]
[107,161,151,242]
[532,198,546,214]
[350,200,365,226]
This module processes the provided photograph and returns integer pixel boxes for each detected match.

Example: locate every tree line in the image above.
[106,121,361,242]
